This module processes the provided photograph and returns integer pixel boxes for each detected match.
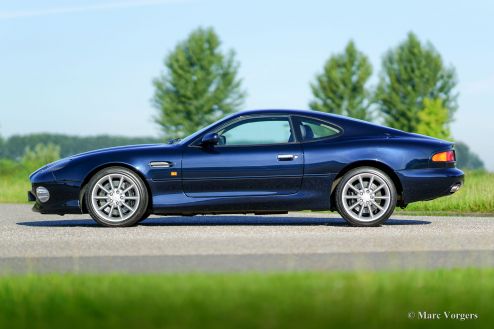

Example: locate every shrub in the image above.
[21,143,61,171]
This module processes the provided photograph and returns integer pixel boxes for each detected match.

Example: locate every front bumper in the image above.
[27,190,36,202]
[28,182,83,215]
[397,168,464,205]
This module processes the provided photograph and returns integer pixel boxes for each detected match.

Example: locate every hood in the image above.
[30,143,173,179]
[69,143,169,159]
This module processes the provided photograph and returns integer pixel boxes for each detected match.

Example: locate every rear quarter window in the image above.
[297,117,341,141]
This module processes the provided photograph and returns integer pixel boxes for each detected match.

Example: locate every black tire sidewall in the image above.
[138,211,151,223]
[336,167,397,227]
[85,166,149,227]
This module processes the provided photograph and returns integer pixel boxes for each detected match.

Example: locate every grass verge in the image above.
[0,269,492,329]
[0,174,30,204]
[0,159,32,204]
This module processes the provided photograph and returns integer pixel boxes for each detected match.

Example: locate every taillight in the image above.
[432,150,455,162]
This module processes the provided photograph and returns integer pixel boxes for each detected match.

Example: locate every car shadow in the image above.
[16,216,431,227]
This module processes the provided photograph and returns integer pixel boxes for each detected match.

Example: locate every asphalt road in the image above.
[1,204,493,273]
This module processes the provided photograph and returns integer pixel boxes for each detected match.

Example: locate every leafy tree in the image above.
[309,41,372,120]
[152,27,246,139]
[416,98,451,140]
[375,32,458,132]
[0,134,4,158]
[455,142,485,170]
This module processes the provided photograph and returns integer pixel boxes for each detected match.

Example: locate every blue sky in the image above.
[0,0,493,169]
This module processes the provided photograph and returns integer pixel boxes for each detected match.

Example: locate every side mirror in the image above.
[201,133,220,146]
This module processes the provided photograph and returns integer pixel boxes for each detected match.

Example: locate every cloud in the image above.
[463,74,494,95]
[0,0,187,20]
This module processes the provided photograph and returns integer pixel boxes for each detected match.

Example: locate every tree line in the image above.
[0,134,161,160]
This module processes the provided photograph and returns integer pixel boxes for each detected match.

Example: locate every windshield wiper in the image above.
[167,138,182,145]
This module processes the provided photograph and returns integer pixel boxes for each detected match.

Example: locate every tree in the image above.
[375,32,458,132]
[152,27,246,139]
[416,98,451,140]
[0,133,4,158]
[309,41,372,120]
[22,143,61,170]
[455,142,485,170]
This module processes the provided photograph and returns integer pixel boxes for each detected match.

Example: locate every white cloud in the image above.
[0,0,188,20]
[463,74,494,95]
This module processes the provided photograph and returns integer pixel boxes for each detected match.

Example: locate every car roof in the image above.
[232,108,363,126]
[231,109,409,138]
[233,108,363,121]
[235,108,321,116]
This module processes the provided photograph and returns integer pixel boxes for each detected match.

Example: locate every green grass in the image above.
[0,270,492,329]
[0,159,32,203]
[0,173,30,203]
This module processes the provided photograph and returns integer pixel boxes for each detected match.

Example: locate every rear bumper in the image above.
[397,168,464,205]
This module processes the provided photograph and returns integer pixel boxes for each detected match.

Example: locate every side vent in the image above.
[149,161,173,168]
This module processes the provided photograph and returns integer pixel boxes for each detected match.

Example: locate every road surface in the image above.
[0,204,493,273]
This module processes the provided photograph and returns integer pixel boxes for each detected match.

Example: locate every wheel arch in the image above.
[329,160,404,210]
[79,163,152,214]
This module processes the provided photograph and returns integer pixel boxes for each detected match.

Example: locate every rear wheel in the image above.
[335,167,396,226]
[85,167,149,227]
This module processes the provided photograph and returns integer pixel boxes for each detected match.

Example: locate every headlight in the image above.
[36,186,50,203]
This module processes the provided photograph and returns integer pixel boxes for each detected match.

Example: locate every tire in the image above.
[138,211,151,223]
[85,166,149,227]
[335,167,397,227]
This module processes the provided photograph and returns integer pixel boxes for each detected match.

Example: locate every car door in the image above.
[182,115,303,198]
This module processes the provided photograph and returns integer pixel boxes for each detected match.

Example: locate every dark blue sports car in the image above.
[28,109,464,227]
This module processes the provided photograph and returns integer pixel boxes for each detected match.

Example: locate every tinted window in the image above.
[298,118,340,141]
[218,117,293,145]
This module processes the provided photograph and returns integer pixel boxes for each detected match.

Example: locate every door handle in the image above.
[277,154,298,161]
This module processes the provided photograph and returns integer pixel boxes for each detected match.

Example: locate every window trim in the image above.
[292,115,343,143]
[189,114,299,148]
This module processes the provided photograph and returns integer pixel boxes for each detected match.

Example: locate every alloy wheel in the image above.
[90,173,141,222]
[341,172,392,222]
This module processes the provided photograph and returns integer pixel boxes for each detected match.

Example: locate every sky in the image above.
[0,0,493,169]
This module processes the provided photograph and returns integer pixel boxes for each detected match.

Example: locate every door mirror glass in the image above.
[201,133,220,146]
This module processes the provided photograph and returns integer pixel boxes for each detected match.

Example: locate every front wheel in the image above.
[85,167,149,227]
[335,167,397,227]
[138,211,151,223]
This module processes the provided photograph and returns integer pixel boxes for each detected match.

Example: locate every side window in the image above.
[297,117,340,141]
[218,117,293,146]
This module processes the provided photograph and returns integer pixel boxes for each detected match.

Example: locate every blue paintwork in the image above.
[29,109,464,215]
